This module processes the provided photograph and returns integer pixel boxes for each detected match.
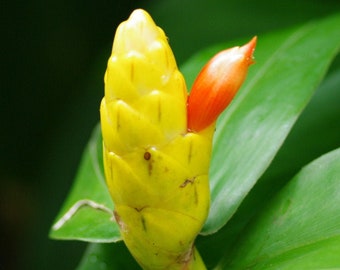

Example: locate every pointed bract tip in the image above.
[111,9,164,56]
[128,9,153,24]
[240,36,257,65]
[187,36,257,132]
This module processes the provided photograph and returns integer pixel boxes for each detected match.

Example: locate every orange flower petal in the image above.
[187,36,257,132]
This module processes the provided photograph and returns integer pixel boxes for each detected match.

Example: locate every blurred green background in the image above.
[1,0,339,269]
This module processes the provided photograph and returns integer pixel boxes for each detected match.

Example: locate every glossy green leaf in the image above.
[196,68,340,268]
[181,13,340,234]
[76,243,139,270]
[217,148,340,269]
[49,125,121,242]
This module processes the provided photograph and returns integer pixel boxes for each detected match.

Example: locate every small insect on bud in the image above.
[187,36,257,132]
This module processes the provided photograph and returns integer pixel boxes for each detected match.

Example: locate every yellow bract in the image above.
[100,9,212,269]
[101,10,188,155]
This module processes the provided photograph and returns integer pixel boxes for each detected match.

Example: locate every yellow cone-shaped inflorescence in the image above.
[100,9,211,270]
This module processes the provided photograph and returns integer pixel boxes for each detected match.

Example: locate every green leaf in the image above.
[196,68,340,268]
[49,125,121,242]
[180,13,340,234]
[76,243,139,270]
[217,148,340,269]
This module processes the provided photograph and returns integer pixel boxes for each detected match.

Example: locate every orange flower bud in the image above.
[187,36,257,132]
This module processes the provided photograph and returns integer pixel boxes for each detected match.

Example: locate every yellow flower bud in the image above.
[101,9,210,269]
[100,8,256,270]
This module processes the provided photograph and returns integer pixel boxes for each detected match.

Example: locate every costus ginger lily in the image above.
[100,9,256,270]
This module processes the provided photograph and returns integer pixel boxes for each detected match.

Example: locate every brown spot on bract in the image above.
[144,151,151,160]
[143,151,153,175]
[148,162,153,175]
[114,211,126,230]
[141,215,147,231]
[134,206,146,212]
[179,178,195,188]
[176,245,193,264]
[113,211,120,221]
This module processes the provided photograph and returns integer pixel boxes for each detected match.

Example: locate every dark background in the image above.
[1,0,339,269]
